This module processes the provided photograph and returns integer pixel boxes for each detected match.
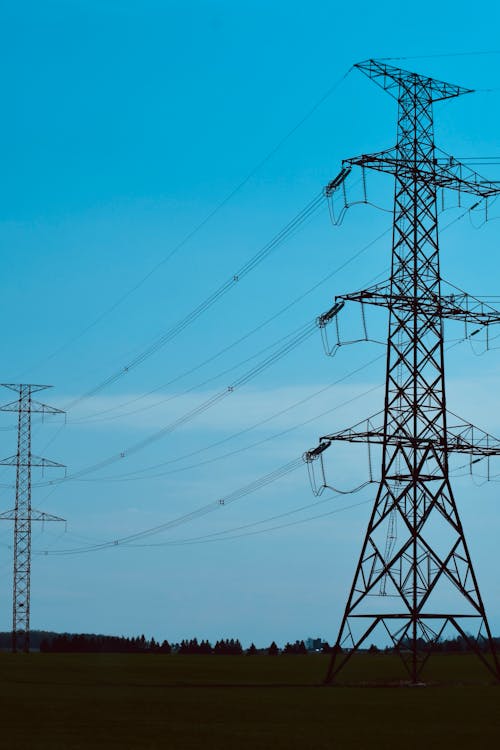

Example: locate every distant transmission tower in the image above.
[0,384,65,652]
[305,60,500,683]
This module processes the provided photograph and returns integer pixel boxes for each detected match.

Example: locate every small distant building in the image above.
[305,637,323,652]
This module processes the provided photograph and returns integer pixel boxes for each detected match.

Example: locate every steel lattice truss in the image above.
[306,60,500,684]
[0,384,65,653]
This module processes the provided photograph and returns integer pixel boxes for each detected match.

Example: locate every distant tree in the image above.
[55,635,70,653]
[368,644,379,655]
[23,630,263,656]
[178,638,214,655]
[246,643,258,655]
[267,641,279,656]
[25,631,177,654]
[283,640,307,655]
[199,639,213,655]
[230,638,243,655]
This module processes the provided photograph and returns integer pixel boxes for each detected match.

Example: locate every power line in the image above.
[0,201,475,504]
[63,191,326,411]
[72,224,390,425]
[20,68,354,382]
[72,320,319,430]
[379,51,500,61]
[122,494,374,548]
[29,226,394,484]
[28,332,476,557]
[76,360,385,484]
[23,204,481,493]
[65,206,477,476]
[33,319,318,487]
[36,456,306,556]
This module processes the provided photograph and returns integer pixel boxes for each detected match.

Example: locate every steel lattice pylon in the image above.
[0,384,65,652]
[306,60,500,683]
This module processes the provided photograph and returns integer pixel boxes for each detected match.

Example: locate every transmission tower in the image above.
[0,384,65,653]
[305,60,500,683]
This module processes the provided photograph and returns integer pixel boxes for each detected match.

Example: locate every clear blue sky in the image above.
[1,0,500,647]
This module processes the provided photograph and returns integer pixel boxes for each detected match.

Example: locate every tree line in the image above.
[38,633,315,655]
[1,630,497,654]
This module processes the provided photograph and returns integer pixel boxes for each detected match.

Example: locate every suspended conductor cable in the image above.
[75,380,384,483]
[9,204,487,495]
[66,356,384,484]
[21,67,354,380]
[379,51,500,62]
[63,191,326,411]
[29,210,477,488]
[72,223,390,424]
[125,492,373,548]
[36,457,305,555]
[33,319,318,486]
[72,320,316,427]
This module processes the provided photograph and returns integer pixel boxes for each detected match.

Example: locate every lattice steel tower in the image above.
[305,60,500,683]
[0,384,65,652]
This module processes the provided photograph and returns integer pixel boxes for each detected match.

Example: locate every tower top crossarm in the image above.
[355,58,474,102]
[0,383,52,394]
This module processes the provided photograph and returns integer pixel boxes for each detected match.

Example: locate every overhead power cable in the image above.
[20,67,353,382]
[72,319,317,430]
[111,492,372,548]
[25,204,484,491]
[36,457,306,556]
[29,226,396,485]
[1,201,482,500]
[72,203,344,424]
[64,191,325,411]
[76,359,385,484]
[29,220,496,554]
[379,51,500,61]
[33,319,318,487]
[73,225,391,424]
[73,223,391,424]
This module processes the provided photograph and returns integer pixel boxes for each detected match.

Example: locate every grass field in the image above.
[2,653,499,749]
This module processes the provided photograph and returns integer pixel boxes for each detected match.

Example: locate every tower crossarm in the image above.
[0,508,66,523]
[445,413,500,456]
[354,59,473,103]
[0,399,64,415]
[304,413,385,462]
[334,283,500,327]
[342,150,500,199]
[0,455,65,468]
[304,413,500,461]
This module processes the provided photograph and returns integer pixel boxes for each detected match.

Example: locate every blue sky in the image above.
[1,0,500,647]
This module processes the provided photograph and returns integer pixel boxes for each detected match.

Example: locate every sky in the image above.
[1,0,500,647]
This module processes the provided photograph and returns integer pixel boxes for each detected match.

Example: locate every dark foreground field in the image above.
[2,653,499,749]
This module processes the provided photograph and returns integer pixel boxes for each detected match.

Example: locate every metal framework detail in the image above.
[306,59,500,684]
[0,384,65,652]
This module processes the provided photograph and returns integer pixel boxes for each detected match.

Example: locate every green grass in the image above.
[2,653,499,749]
